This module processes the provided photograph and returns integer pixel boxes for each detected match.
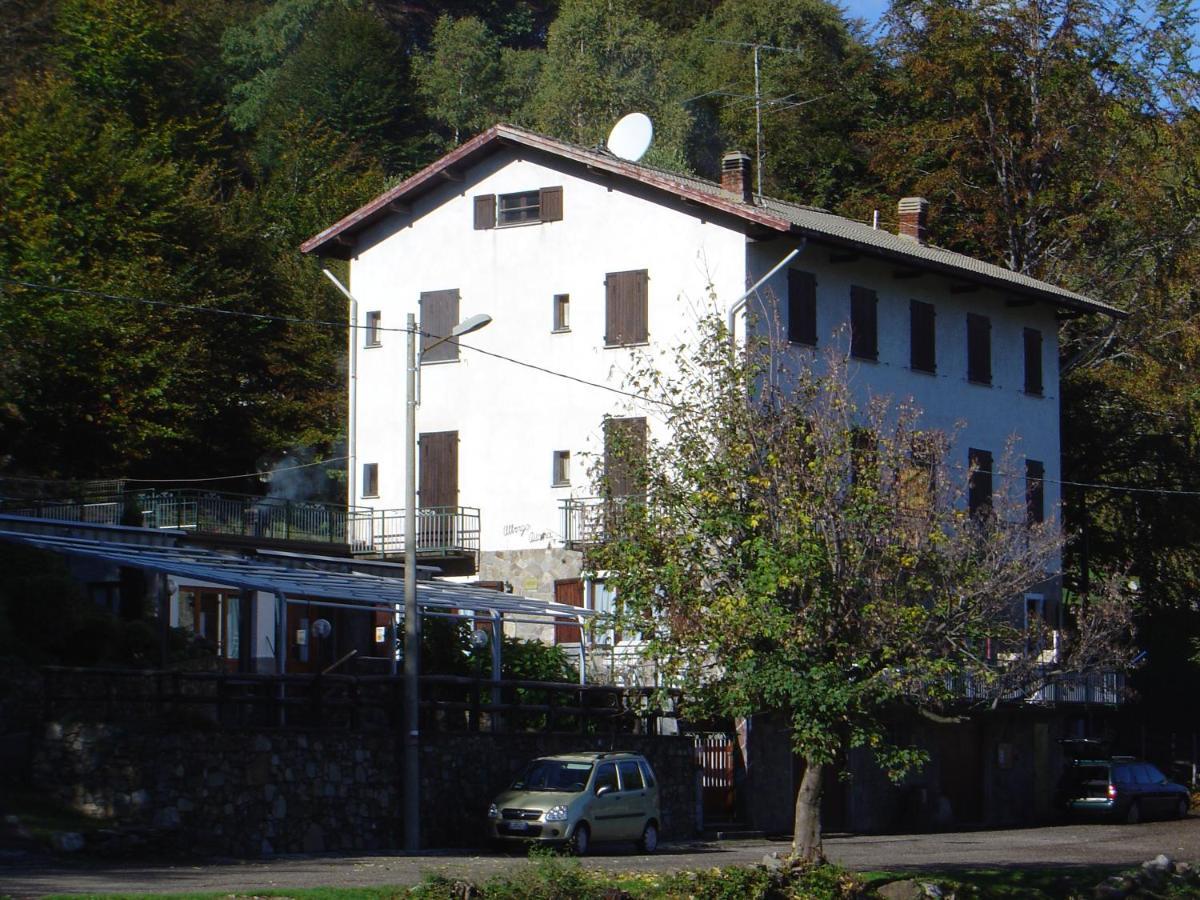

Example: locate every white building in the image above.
[303,124,1124,673]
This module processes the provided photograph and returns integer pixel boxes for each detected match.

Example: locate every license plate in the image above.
[508,821,529,831]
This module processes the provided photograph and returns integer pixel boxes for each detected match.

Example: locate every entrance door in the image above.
[419,430,458,548]
[554,579,584,644]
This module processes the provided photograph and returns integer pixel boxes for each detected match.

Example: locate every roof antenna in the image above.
[607,112,653,162]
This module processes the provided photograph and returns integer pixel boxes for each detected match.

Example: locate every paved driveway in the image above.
[4,818,1199,898]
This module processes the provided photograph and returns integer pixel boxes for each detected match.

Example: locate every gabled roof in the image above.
[302,124,1124,320]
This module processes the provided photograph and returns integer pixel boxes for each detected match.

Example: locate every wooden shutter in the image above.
[418,431,458,508]
[850,286,878,360]
[539,186,563,222]
[605,269,648,346]
[967,313,991,384]
[419,289,460,363]
[910,300,936,373]
[604,416,647,498]
[787,270,817,345]
[554,579,584,644]
[473,194,495,230]
[968,448,993,519]
[1024,327,1043,395]
[1026,459,1045,524]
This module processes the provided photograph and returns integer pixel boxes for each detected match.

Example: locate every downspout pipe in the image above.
[727,244,804,348]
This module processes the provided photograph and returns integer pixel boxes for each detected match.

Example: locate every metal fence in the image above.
[40,667,676,735]
[348,506,480,558]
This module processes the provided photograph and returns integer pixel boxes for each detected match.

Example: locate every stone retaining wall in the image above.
[33,722,697,857]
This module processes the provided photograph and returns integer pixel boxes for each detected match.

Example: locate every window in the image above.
[362,463,379,498]
[590,579,622,645]
[1026,459,1045,525]
[552,450,571,486]
[850,286,878,360]
[604,416,647,497]
[968,448,993,518]
[605,269,648,346]
[473,186,563,229]
[594,762,618,794]
[910,300,936,373]
[787,270,817,345]
[553,293,570,332]
[967,313,992,384]
[419,289,460,363]
[364,310,382,347]
[618,760,644,791]
[1024,328,1043,395]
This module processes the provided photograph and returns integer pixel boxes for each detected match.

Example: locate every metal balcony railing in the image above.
[560,497,611,548]
[348,506,480,559]
[0,490,368,547]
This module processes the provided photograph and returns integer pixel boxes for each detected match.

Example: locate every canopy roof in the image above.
[0,526,593,621]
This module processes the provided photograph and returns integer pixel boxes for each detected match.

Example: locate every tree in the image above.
[528,0,692,169]
[679,0,879,207]
[416,15,506,145]
[587,317,1134,860]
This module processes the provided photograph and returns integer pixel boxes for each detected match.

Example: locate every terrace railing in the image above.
[348,506,480,559]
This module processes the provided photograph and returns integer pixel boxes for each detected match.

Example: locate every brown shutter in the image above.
[554,579,584,644]
[419,289,460,363]
[967,313,991,384]
[418,430,458,509]
[539,186,563,222]
[473,194,495,230]
[850,286,878,360]
[968,447,993,519]
[604,416,647,498]
[605,269,648,346]
[1023,327,1043,395]
[910,300,936,373]
[1026,459,1045,524]
[787,270,817,345]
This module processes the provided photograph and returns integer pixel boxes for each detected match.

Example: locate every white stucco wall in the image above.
[345,149,1067,588]
[348,148,748,553]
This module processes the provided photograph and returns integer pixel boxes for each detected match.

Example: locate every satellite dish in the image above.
[607,112,653,162]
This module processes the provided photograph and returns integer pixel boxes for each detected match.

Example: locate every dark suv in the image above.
[1057,745,1190,824]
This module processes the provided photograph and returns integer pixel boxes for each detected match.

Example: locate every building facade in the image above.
[304,124,1124,677]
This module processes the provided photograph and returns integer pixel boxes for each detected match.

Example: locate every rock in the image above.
[1142,853,1173,872]
[877,880,929,900]
[50,832,84,853]
[303,824,325,853]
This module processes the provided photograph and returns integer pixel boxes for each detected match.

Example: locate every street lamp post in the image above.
[403,310,491,853]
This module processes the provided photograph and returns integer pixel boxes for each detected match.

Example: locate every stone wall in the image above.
[33,722,697,857]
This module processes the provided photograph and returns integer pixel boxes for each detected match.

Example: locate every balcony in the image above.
[348,507,480,571]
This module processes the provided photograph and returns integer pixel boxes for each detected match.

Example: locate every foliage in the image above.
[416,15,507,146]
[528,0,692,169]
[680,0,879,206]
[586,318,1134,859]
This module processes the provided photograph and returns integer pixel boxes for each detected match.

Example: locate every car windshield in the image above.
[511,760,593,792]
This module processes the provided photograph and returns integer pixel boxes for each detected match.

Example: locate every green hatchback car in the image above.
[487,751,661,855]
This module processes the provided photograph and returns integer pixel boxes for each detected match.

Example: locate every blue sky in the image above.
[840,0,889,34]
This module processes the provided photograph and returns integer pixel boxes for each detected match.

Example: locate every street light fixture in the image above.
[403,310,491,853]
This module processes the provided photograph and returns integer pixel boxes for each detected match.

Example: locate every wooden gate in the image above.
[696,733,736,821]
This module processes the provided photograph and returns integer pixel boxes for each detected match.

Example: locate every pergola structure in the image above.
[0,522,596,682]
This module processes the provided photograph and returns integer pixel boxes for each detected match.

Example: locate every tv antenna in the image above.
[606,112,653,162]
[703,39,810,197]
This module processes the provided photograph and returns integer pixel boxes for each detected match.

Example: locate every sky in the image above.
[840,0,890,34]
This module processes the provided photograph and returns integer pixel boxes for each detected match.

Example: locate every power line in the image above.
[6,276,1198,499]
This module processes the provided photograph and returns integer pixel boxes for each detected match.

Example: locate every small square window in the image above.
[552,450,571,486]
[362,463,379,498]
[553,294,570,332]
[498,190,541,225]
[365,310,382,347]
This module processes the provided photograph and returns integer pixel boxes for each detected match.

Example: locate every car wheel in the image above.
[1177,798,1189,820]
[1125,801,1141,825]
[638,821,658,854]
[570,822,590,856]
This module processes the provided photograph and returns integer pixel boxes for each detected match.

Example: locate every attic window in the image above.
[474,187,563,229]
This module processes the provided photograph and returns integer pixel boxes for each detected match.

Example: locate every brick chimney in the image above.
[722,151,753,203]
[897,196,929,243]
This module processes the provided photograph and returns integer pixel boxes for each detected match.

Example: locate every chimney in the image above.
[721,151,753,203]
[897,197,929,243]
